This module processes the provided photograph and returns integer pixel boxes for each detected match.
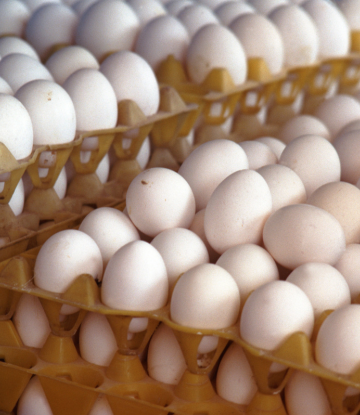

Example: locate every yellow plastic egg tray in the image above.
[0,244,359,415]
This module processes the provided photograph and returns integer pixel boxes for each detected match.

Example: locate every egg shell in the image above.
[22,0,60,12]
[72,0,100,17]
[240,280,314,350]
[45,45,99,85]
[0,94,33,160]
[15,79,77,145]
[186,23,247,85]
[0,53,53,93]
[34,229,103,293]
[151,227,209,290]
[166,0,193,15]
[286,262,350,319]
[279,134,341,197]
[0,77,13,95]
[177,4,219,38]
[25,3,79,60]
[170,263,240,329]
[230,13,284,75]
[135,15,190,71]
[127,0,166,28]
[0,0,30,37]
[337,0,360,30]
[178,139,249,211]
[100,50,159,117]
[338,119,360,136]
[147,323,187,385]
[75,0,140,61]
[101,240,168,311]
[126,167,196,238]
[216,342,257,405]
[268,4,319,67]
[0,36,39,60]
[13,293,51,348]
[198,0,230,9]
[79,207,140,267]
[215,2,256,26]
[136,136,151,170]
[278,114,330,144]
[95,153,110,183]
[216,243,279,304]
[88,395,114,415]
[204,169,272,254]
[248,0,289,15]
[8,178,25,216]
[333,130,360,184]
[239,140,278,169]
[315,304,360,374]
[335,244,360,302]
[17,377,52,415]
[79,312,117,366]
[285,371,332,415]
[263,204,346,270]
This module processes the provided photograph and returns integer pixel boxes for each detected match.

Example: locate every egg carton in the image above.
[0,247,358,415]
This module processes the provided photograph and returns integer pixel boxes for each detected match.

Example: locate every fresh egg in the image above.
[25,3,79,61]
[147,323,187,385]
[21,0,60,12]
[278,114,330,144]
[333,130,360,184]
[248,0,289,15]
[151,227,209,291]
[286,263,351,319]
[0,36,39,60]
[240,280,314,350]
[204,169,272,254]
[216,243,279,305]
[0,0,30,37]
[79,207,140,267]
[177,4,219,38]
[257,164,307,212]
[0,77,13,94]
[263,204,346,270]
[136,136,151,170]
[314,94,360,140]
[17,376,52,415]
[88,395,113,415]
[336,0,360,31]
[170,263,240,329]
[79,312,117,366]
[15,79,76,145]
[13,293,51,348]
[186,23,247,85]
[0,93,33,160]
[42,166,67,199]
[126,0,167,28]
[135,15,190,72]
[315,304,360,375]
[178,139,249,211]
[307,181,360,244]
[268,4,319,67]
[215,1,256,26]
[335,244,360,302]
[34,229,103,293]
[166,0,193,15]
[285,371,332,415]
[72,0,100,17]
[75,0,140,61]
[45,45,99,85]
[338,119,360,136]
[8,178,25,216]
[255,137,286,159]
[101,240,168,311]
[302,0,350,59]
[239,140,278,169]
[279,134,341,197]
[100,50,160,117]
[0,53,53,93]
[216,342,258,405]
[95,153,110,183]
[126,167,196,237]
[230,13,284,75]
[198,0,230,9]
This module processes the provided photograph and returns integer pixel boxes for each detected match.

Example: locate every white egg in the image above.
[72,0,100,16]
[126,0,167,28]
[215,2,256,26]
[9,178,25,216]
[88,395,114,415]
[166,0,193,15]
[278,114,330,144]
[248,0,289,15]
[136,136,151,170]
[21,0,60,12]
[335,244,360,301]
[177,4,219,38]
[0,77,12,94]
[0,36,39,60]
[239,140,278,169]
[255,137,286,159]
[336,0,360,31]
[96,153,110,183]
[17,377,52,415]
[0,0,30,37]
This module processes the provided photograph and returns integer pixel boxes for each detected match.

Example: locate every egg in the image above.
[88,395,113,415]
[0,0,30,37]
[45,45,99,85]
[216,342,257,405]
[239,140,278,169]
[240,280,314,350]
[79,207,140,267]
[13,293,51,348]
[15,79,77,145]
[21,0,60,12]
[204,169,272,254]
[336,0,360,31]
[263,204,346,270]
[79,312,117,366]
[278,114,330,144]
[75,0,140,61]
[178,139,249,211]
[17,376,52,415]
[186,23,247,85]
[177,4,219,38]
[126,0,167,28]
[333,129,360,184]
[248,0,289,15]
[0,77,13,95]
[335,244,360,302]
[0,36,39,60]
[94,153,110,183]
[170,263,240,329]
[166,0,193,15]
[126,167,196,238]
[147,323,187,385]
[338,119,360,136]
[136,136,151,170]
[215,2,256,26]
[72,0,100,17]
[135,15,190,72]
[151,227,209,290]
[101,240,168,311]
[8,178,25,216]
[34,229,103,293]
[230,13,284,75]
[100,50,160,117]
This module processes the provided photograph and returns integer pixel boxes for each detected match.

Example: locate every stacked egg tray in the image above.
[0,246,360,415]
[0,84,199,262]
